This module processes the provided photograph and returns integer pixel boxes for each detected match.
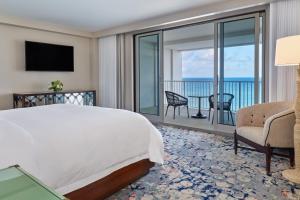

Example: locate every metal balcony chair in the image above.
[208,93,234,125]
[165,91,189,119]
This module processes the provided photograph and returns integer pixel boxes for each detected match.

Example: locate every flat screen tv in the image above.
[25,41,74,71]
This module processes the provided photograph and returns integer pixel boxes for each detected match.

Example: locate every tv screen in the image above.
[25,41,74,71]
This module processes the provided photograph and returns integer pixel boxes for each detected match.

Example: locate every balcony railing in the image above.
[164,80,258,112]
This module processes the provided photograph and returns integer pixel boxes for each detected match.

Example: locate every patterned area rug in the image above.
[108,126,300,200]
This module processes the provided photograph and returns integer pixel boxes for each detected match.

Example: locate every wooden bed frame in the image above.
[65,159,154,200]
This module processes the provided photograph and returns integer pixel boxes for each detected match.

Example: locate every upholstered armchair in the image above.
[234,102,295,175]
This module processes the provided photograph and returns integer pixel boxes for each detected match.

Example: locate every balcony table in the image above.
[188,95,209,119]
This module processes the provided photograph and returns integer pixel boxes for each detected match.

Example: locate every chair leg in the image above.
[234,130,238,155]
[178,107,180,116]
[230,110,234,125]
[173,106,176,119]
[186,105,190,118]
[266,144,272,176]
[289,148,295,167]
[165,105,170,117]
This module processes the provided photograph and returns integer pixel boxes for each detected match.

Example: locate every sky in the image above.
[182,45,255,78]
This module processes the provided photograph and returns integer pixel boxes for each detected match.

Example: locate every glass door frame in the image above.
[134,31,164,122]
[213,13,264,127]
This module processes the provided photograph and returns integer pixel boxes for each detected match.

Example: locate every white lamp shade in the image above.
[275,35,300,66]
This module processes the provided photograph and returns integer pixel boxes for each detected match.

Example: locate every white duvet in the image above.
[0,104,164,194]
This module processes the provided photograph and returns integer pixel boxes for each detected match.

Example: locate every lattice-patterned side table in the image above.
[13,90,96,108]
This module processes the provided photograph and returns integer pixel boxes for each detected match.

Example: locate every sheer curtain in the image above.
[99,35,117,108]
[98,34,134,109]
[116,34,125,109]
[269,0,300,102]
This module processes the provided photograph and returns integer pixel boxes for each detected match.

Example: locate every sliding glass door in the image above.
[163,22,215,126]
[217,14,264,125]
[135,32,163,121]
[134,12,265,128]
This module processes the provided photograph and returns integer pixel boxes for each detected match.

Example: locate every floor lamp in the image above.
[275,35,300,183]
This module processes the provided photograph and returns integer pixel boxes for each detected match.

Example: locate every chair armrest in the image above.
[174,93,188,102]
[180,95,188,101]
[263,109,295,147]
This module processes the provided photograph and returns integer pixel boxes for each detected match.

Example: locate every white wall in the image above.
[172,50,182,81]
[164,48,172,80]
[164,49,182,81]
[0,24,94,109]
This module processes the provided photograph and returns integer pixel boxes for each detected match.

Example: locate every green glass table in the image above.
[0,165,67,200]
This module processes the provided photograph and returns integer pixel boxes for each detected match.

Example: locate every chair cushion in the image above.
[236,126,265,146]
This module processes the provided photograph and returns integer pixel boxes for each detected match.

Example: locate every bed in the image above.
[0,104,164,199]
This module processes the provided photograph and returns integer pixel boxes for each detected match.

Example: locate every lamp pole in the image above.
[282,66,300,183]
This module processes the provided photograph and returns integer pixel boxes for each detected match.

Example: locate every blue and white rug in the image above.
[108,126,300,200]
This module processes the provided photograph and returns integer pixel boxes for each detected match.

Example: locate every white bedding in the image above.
[0,104,164,194]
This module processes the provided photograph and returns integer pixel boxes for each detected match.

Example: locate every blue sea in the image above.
[183,77,255,82]
[165,77,260,111]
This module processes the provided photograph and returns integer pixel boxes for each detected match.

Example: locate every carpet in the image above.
[108,126,300,200]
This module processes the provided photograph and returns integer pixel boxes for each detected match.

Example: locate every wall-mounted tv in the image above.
[25,41,74,72]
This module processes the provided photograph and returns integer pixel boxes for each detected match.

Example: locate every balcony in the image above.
[164,80,256,112]
[164,79,259,129]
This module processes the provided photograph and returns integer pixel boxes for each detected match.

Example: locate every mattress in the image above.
[0,104,164,194]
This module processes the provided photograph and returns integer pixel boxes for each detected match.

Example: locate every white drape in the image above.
[116,34,126,109]
[98,34,134,109]
[99,35,117,108]
[118,33,135,111]
[269,0,300,102]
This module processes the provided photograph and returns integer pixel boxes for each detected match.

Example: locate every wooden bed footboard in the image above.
[65,159,154,200]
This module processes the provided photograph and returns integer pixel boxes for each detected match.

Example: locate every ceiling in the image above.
[0,0,229,32]
[164,23,214,50]
[164,19,256,51]
[164,23,214,42]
